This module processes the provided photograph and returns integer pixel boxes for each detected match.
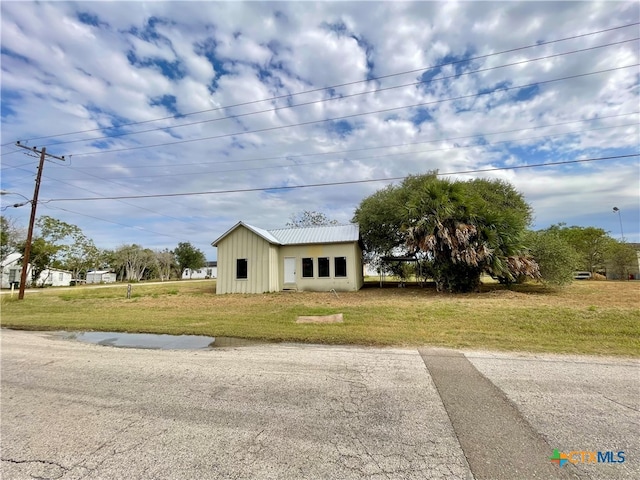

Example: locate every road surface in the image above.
[1,329,638,479]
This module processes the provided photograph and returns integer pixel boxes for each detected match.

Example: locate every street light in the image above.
[612,207,625,242]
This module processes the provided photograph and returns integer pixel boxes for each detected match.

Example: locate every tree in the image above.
[174,242,206,279]
[525,229,579,285]
[286,211,339,228]
[110,244,155,282]
[353,173,539,292]
[61,234,101,280]
[154,249,177,281]
[22,237,60,284]
[1,216,25,260]
[548,224,614,273]
[28,216,100,283]
[606,241,637,280]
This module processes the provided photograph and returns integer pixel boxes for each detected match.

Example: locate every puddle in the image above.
[58,331,262,350]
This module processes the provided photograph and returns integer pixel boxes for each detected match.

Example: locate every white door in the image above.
[284,257,296,283]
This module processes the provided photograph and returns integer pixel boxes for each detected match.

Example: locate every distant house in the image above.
[212,222,364,294]
[37,268,73,287]
[1,253,23,289]
[1,253,72,288]
[86,270,117,284]
[182,261,217,280]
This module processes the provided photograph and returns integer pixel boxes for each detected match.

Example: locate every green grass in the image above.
[2,280,639,356]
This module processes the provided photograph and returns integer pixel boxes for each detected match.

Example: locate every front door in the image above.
[284,257,296,284]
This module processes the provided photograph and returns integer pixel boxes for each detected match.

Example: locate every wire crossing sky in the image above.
[1,2,638,256]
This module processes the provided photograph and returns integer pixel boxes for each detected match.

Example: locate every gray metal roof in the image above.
[244,223,282,244]
[212,221,281,246]
[269,224,360,245]
[213,222,360,246]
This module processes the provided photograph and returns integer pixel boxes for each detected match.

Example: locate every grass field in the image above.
[1,280,639,356]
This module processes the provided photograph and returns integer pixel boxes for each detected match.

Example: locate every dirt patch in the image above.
[296,313,344,324]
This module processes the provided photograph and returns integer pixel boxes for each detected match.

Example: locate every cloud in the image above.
[1,1,638,260]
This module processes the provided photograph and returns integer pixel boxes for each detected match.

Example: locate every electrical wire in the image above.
[3,20,637,147]
[67,64,640,158]
[87,123,640,180]
[56,111,638,171]
[41,153,639,203]
[42,204,190,241]
[6,162,209,228]
[29,37,639,149]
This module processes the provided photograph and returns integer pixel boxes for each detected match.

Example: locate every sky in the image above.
[1,1,638,261]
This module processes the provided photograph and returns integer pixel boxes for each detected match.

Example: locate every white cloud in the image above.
[1,1,638,258]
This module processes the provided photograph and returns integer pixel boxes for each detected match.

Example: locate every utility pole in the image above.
[14,142,65,300]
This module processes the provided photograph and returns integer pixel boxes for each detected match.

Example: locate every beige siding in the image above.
[268,244,280,291]
[216,226,274,294]
[278,243,363,291]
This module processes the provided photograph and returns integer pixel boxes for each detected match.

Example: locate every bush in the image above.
[526,230,579,285]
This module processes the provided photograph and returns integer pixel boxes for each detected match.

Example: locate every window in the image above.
[318,257,330,277]
[335,257,347,277]
[207,269,212,276]
[236,259,248,279]
[302,258,314,278]
[58,273,64,281]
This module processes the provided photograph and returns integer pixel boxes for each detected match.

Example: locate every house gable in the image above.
[215,223,279,294]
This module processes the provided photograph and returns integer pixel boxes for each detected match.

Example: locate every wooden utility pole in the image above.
[14,143,65,300]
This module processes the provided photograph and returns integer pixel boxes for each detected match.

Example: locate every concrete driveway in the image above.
[1,329,638,479]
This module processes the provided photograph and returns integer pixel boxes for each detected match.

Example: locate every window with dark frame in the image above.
[302,257,314,278]
[236,259,248,279]
[335,257,347,277]
[318,257,330,277]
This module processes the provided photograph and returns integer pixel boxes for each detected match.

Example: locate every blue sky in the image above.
[1,1,638,260]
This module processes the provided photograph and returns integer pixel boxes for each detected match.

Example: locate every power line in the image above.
[88,123,640,180]
[58,111,638,171]
[42,204,189,241]
[42,154,639,203]
[7,162,207,228]
[4,20,637,147]
[68,64,639,158]
[32,37,639,149]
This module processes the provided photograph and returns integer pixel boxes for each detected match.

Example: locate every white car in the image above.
[573,271,592,280]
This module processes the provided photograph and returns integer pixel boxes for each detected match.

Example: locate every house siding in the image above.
[278,243,363,291]
[216,225,274,294]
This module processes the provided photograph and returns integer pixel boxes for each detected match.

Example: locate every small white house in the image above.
[213,222,364,294]
[1,253,72,288]
[37,268,73,287]
[182,261,217,280]
[1,253,23,289]
[86,270,117,284]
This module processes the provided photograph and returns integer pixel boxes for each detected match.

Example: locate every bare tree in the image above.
[286,211,339,228]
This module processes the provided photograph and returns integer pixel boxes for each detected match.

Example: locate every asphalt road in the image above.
[1,330,638,479]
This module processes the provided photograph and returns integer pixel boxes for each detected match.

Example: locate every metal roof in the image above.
[269,224,360,245]
[212,221,281,246]
[0,252,22,268]
[213,222,360,246]
[244,223,282,244]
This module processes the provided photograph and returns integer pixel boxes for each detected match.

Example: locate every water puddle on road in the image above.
[59,331,262,350]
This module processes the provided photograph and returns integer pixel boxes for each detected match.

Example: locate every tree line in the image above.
[0,215,207,283]
[2,174,636,291]
[353,172,636,291]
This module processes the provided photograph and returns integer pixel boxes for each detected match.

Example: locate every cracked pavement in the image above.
[1,329,638,479]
